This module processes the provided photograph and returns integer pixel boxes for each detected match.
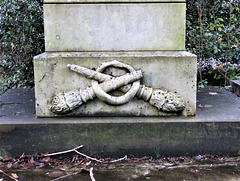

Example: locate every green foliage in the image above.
[208,62,240,83]
[198,79,208,88]
[0,0,44,94]
[186,0,240,86]
[0,0,239,94]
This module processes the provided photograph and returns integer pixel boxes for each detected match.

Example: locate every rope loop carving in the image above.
[91,60,140,105]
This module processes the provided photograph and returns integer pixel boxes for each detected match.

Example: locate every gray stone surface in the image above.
[1,87,240,123]
[0,87,240,158]
[7,161,240,181]
[33,51,197,117]
[231,80,240,96]
[44,3,185,51]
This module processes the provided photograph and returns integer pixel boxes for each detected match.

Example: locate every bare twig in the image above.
[74,150,103,163]
[19,153,25,159]
[89,167,96,181]
[0,170,18,181]
[74,149,127,164]
[43,145,84,157]
[42,145,126,165]
[106,155,127,163]
[72,158,85,168]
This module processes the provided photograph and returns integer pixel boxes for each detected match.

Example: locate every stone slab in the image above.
[0,87,240,158]
[231,80,240,96]
[1,87,240,124]
[33,51,197,117]
[44,3,185,51]
[1,122,240,158]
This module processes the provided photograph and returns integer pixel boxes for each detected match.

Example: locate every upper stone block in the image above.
[44,0,185,3]
[44,1,186,51]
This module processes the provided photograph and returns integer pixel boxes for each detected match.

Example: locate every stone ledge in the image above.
[0,87,239,158]
[231,80,240,96]
[0,123,240,158]
[34,51,196,59]
[44,0,185,3]
[0,87,239,124]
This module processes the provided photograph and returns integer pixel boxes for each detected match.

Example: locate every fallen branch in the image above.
[89,167,96,181]
[42,145,126,164]
[106,155,127,163]
[0,170,18,181]
[74,150,103,163]
[74,149,127,164]
[43,145,84,157]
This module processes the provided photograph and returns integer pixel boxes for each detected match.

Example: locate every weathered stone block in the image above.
[231,80,240,96]
[34,51,197,117]
[44,3,186,51]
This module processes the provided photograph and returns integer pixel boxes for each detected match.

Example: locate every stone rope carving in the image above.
[50,60,185,114]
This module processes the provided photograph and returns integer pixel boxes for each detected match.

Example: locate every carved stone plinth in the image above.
[34,0,197,118]
[34,51,197,117]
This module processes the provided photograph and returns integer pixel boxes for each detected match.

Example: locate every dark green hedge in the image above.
[0,0,239,94]
[186,0,240,86]
[0,0,44,94]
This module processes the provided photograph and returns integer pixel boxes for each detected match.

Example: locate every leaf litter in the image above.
[1,145,240,181]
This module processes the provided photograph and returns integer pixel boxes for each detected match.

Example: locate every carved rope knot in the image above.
[91,60,141,105]
[50,60,186,115]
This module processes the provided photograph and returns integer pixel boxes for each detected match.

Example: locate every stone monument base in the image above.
[34,51,197,117]
[1,87,240,158]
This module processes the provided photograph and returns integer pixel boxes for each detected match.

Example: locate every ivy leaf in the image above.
[216,75,222,80]
[235,38,239,44]
[214,47,218,54]
[218,18,224,22]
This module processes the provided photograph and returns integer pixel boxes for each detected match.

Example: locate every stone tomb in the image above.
[34,0,197,117]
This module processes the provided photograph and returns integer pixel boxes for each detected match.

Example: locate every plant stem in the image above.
[225,2,232,86]
[198,0,204,82]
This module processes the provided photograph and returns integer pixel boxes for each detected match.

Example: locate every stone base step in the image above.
[0,87,240,158]
[231,80,240,96]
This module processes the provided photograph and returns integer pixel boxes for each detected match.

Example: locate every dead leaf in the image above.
[42,157,51,163]
[29,157,36,164]
[48,171,65,178]
[11,173,18,179]
[6,162,12,169]
[198,104,213,108]
[208,92,218,95]
[21,164,30,170]
[217,64,224,70]
[204,105,213,108]
[12,163,19,168]
[34,168,43,172]
[188,169,199,173]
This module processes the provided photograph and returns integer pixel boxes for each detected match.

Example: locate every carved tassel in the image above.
[50,70,142,114]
